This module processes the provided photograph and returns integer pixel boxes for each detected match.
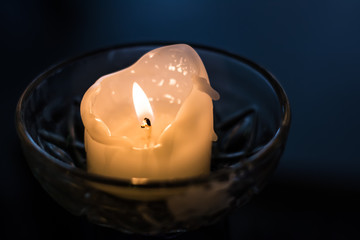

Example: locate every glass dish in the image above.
[16,43,291,235]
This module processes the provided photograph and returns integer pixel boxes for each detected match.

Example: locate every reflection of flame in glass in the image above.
[132,82,154,124]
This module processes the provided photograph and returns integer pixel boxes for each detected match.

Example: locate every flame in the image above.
[132,82,154,124]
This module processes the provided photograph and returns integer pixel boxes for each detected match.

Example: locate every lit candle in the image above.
[80,44,219,181]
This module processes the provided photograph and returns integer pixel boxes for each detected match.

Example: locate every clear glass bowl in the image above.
[16,43,291,235]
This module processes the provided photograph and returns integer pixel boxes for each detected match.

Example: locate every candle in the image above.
[80,44,219,181]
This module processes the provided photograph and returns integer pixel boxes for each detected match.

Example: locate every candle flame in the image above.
[132,82,154,125]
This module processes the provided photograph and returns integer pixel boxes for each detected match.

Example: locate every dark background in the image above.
[2,0,360,239]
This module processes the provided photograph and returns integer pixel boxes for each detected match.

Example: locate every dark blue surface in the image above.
[2,1,360,239]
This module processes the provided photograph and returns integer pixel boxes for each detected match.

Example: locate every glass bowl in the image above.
[16,43,291,235]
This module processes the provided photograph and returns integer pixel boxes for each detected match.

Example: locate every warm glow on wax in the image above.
[80,44,219,182]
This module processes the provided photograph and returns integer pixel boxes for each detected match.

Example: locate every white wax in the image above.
[81,44,219,180]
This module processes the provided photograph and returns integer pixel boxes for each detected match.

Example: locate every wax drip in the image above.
[193,77,220,100]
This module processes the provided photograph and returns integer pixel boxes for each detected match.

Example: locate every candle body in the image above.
[81,44,219,180]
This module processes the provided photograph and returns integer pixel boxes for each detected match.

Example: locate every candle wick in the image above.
[141,117,152,148]
[141,117,151,128]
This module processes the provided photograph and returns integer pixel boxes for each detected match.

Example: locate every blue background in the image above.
[2,0,360,239]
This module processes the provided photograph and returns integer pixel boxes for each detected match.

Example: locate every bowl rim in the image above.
[16,42,291,188]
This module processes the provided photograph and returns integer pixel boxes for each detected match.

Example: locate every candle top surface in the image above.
[81,44,219,147]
